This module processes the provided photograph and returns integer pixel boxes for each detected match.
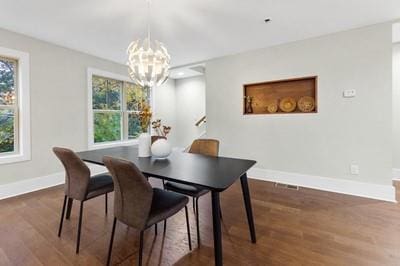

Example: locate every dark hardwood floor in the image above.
[1,178,400,265]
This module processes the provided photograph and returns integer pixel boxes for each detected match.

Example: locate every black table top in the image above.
[77,146,256,192]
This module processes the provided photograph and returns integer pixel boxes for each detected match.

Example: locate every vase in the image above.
[138,132,151,157]
[151,139,172,159]
[245,96,253,113]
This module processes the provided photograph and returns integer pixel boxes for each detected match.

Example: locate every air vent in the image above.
[274,183,299,190]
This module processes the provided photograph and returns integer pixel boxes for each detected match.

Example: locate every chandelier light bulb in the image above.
[127,38,170,88]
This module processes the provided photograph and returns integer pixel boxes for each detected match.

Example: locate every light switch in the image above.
[350,164,359,175]
[343,89,356,98]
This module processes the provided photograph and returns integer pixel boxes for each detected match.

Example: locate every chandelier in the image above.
[127,0,170,88]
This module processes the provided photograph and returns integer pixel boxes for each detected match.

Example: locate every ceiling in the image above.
[0,0,400,67]
[169,64,204,79]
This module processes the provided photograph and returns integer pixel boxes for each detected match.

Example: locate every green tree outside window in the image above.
[92,75,149,144]
[0,57,17,153]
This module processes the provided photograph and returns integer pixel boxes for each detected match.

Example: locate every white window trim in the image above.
[87,68,154,150]
[0,47,30,164]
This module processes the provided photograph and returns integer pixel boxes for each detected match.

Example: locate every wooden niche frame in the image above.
[243,76,318,115]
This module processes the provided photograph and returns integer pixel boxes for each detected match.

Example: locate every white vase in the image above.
[138,132,151,157]
[151,139,172,159]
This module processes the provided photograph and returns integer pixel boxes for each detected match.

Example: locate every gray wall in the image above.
[174,76,206,148]
[393,43,400,169]
[152,78,178,146]
[0,28,175,185]
[205,23,393,185]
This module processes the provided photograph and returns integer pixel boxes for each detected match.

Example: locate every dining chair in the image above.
[103,156,192,266]
[163,139,220,246]
[53,147,114,254]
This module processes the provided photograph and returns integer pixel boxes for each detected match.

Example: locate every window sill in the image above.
[88,139,139,150]
[0,152,31,165]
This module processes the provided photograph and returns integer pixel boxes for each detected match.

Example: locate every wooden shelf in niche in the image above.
[243,76,318,115]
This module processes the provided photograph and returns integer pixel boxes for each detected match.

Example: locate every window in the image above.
[0,47,30,164]
[0,57,17,154]
[88,68,150,149]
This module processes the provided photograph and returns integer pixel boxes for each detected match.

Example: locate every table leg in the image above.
[240,173,256,243]
[211,191,223,266]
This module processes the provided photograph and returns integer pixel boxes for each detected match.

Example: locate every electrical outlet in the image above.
[350,164,359,175]
[343,89,356,98]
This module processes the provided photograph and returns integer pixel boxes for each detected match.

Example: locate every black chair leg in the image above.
[195,197,200,246]
[184,206,192,251]
[154,224,158,235]
[107,217,117,266]
[58,195,67,237]
[76,201,84,254]
[163,219,167,233]
[138,231,144,266]
[105,193,108,215]
[219,208,223,220]
[66,198,73,220]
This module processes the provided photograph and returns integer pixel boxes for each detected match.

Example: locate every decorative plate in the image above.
[298,96,315,112]
[279,97,297,113]
[266,100,278,113]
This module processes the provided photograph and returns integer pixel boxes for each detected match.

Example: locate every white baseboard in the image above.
[392,168,400,180]
[248,167,396,202]
[0,164,396,202]
[0,164,107,200]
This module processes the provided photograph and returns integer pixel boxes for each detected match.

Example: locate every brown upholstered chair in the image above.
[103,156,192,266]
[53,147,114,254]
[164,139,219,246]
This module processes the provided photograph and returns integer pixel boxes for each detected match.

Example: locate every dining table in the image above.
[77,146,257,266]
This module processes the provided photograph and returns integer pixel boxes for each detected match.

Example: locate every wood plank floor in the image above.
[1,178,400,266]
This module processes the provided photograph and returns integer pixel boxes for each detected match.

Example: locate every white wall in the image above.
[152,79,178,147]
[393,44,400,169]
[206,22,393,186]
[174,76,206,148]
[0,28,175,186]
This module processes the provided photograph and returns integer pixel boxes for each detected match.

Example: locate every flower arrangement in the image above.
[151,119,171,137]
[139,101,152,132]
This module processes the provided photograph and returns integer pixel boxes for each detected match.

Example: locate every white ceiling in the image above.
[170,64,204,79]
[0,0,400,67]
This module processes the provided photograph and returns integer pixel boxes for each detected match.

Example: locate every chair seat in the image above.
[164,181,209,198]
[146,188,189,227]
[86,173,114,200]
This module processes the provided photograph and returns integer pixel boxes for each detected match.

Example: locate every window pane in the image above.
[92,76,122,110]
[0,57,16,105]
[128,113,143,139]
[0,109,15,153]
[125,83,150,111]
[94,112,121,143]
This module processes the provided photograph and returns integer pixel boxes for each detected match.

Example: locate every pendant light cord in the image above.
[146,0,151,41]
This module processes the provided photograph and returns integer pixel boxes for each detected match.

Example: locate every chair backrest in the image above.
[103,156,153,229]
[53,147,91,201]
[189,139,219,157]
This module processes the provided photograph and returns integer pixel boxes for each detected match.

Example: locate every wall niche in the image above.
[243,76,318,115]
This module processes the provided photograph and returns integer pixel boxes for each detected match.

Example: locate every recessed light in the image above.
[264,18,271,23]
[177,72,184,76]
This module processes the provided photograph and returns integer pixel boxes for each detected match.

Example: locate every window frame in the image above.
[0,47,30,165]
[87,68,153,150]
